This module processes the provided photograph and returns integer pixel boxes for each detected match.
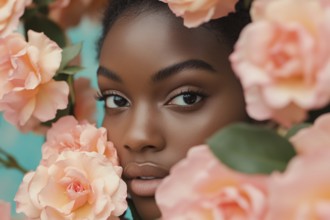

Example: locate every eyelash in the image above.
[166,89,208,105]
[95,91,114,102]
[95,88,208,107]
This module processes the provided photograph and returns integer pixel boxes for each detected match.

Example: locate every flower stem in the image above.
[0,147,28,174]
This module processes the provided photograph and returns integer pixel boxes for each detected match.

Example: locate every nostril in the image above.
[124,144,160,153]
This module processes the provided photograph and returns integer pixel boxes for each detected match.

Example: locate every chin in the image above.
[131,195,161,220]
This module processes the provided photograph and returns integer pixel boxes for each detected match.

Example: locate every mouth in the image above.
[123,162,169,197]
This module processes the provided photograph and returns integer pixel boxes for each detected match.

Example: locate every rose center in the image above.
[67,181,85,193]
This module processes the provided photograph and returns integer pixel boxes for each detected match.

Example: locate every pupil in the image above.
[114,96,127,107]
[183,94,197,104]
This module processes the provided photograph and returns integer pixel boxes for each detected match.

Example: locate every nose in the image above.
[123,104,165,153]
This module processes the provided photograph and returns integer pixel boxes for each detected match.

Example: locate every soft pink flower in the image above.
[73,77,97,124]
[266,150,330,220]
[320,0,330,7]
[0,80,69,129]
[230,0,330,127]
[41,116,118,166]
[156,145,267,219]
[0,30,68,130]
[290,113,330,155]
[161,0,238,28]
[0,200,11,220]
[0,0,31,37]
[15,151,127,220]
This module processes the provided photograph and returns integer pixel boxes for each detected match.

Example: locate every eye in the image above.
[96,91,130,109]
[105,95,130,108]
[168,92,205,106]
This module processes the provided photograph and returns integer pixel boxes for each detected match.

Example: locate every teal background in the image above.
[0,18,103,217]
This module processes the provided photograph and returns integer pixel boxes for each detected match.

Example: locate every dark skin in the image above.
[98,10,248,220]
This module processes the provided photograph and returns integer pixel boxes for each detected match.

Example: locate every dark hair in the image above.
[97,0,251,57]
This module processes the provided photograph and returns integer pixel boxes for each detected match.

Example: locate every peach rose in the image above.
[0,0,32,37]
[266,150,330,219]
[290,113,330,155]
[73,77,97,124]
[15,151,127,220]
[230,0,330,127]
[156,145,268,219]
[0,80,69,129]
[161,0,238,28]
[0,200,11,220]
[41,116,118,166]
[0,30,69,130]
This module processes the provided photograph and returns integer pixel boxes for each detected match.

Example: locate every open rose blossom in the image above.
[290,113,330,155]
[266,150,330,219]
[0,200,11,220]
[0,0,32,37]
[41,116,118,166]
[156,145,268,219]
[15,151,127,220]
[0,30,69,130]
[160,0,238,28]
[230,0,330,127]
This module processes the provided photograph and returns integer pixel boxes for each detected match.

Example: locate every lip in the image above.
[124,162,169,197]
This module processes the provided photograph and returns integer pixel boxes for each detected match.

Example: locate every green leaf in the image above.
[24,15,66,48]
[58,66,84,75]
[207,123,296,174]
[22,8,38,20]
[59,43,83,71]
[285,123,311,139]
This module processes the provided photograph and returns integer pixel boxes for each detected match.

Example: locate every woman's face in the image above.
[98,11,247,220]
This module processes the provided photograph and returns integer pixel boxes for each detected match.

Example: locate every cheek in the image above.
[102,117,127,160]
[163,90,247,162]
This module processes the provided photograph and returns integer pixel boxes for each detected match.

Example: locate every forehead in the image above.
[99,11,231,76]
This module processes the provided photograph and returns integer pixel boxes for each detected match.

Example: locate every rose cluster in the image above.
[0,30,69,132]
[156,113,330,219]
[156,0,330,219]
[230,0,330,127]
[14,116,128,220]
[0,0,99,134]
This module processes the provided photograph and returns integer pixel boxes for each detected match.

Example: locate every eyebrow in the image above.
[152,59,216,82]
[97,59,216,83]
[97,66,123,83]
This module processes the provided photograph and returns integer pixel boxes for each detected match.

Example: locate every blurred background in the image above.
[0,18,104,216]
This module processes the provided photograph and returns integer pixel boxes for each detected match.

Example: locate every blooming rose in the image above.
[0,200,11,220]
[266,150,330,219]
[290,113,330,155]
[156,145,268,219]
[0,30,69,130]
[230,0,330,127]
[15,151,127,220]
[41,116,118,166]
[0,0,31,37]
[73,77,97,124]
[161,0,238,28]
